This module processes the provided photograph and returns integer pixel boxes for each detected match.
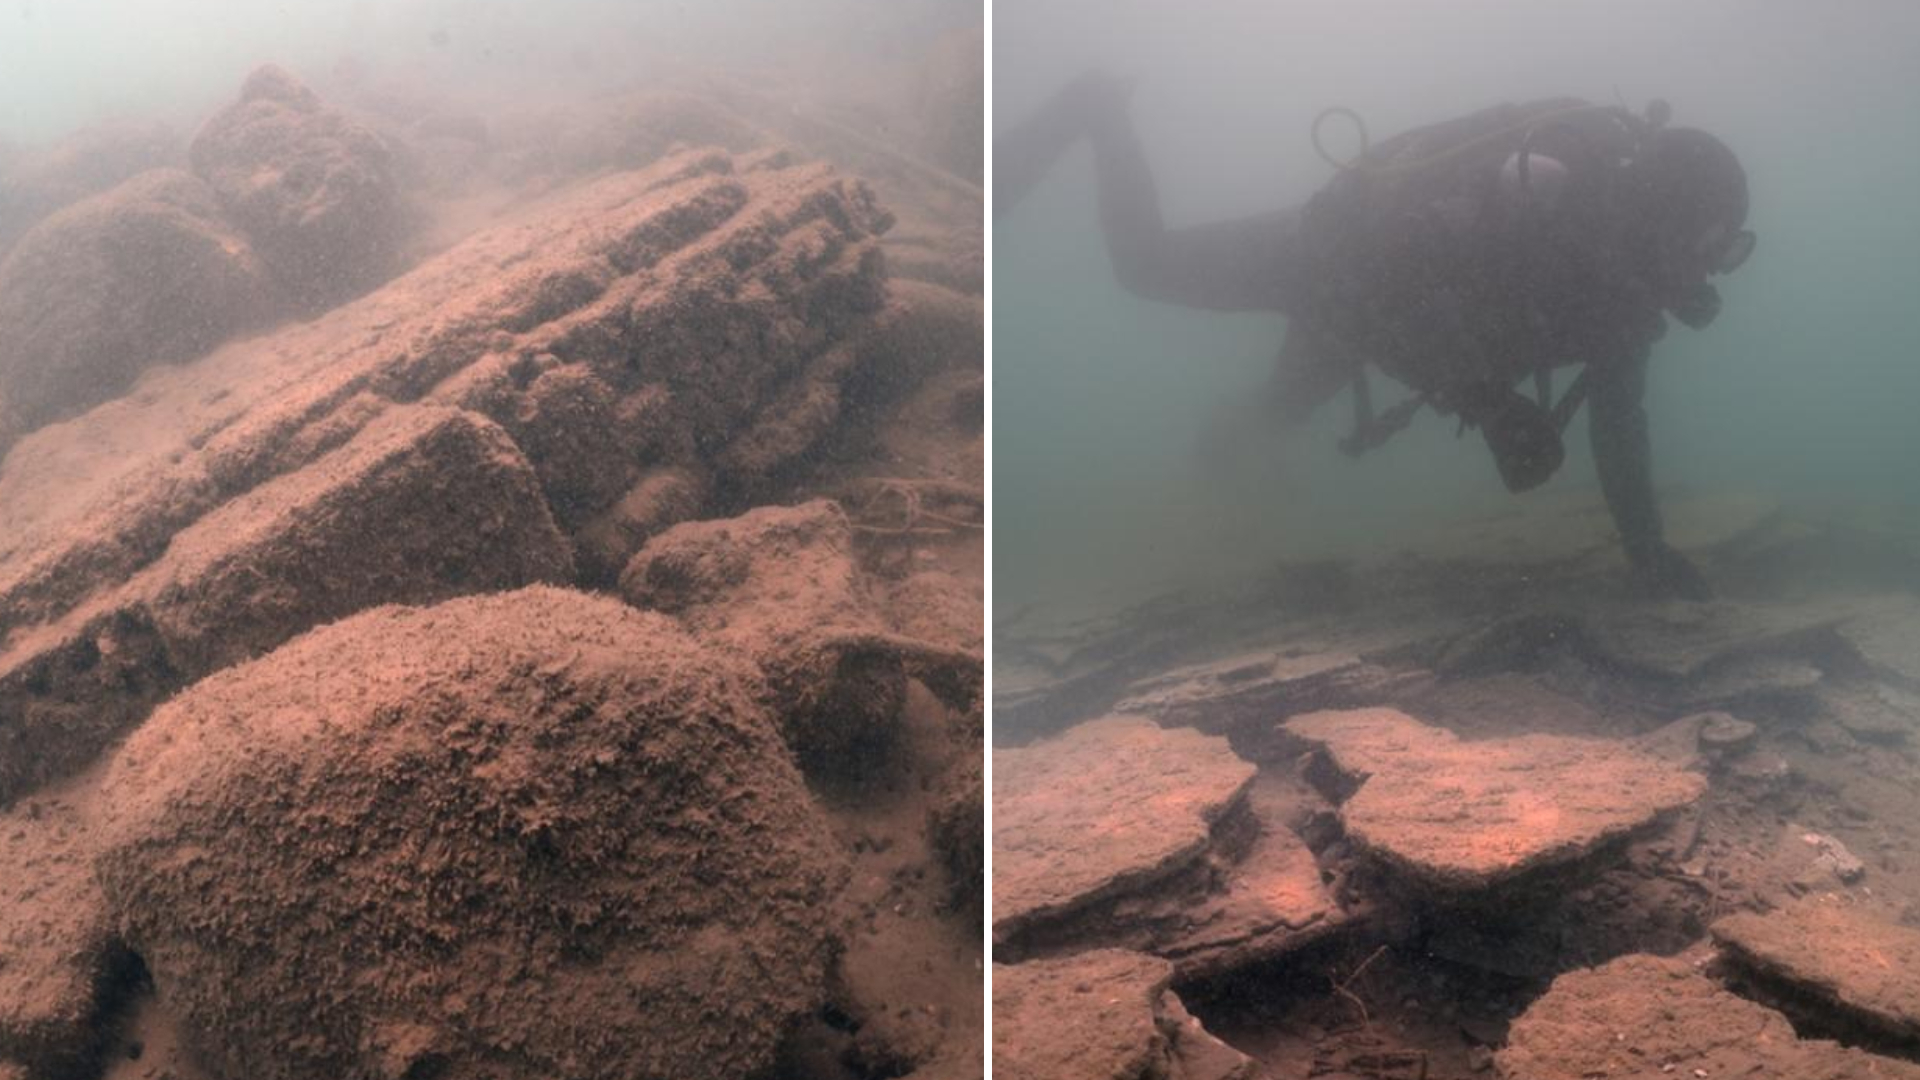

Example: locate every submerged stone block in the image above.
[0,406,569,805]
[0,788,124,1080]
[95,588,846,1080]
[1284,707,1705,892]
[993,716,1255,940]
[1713,900,1920,1043]
[1498,953,1920,1080]
[993,950,1252,1080]
[0,168,272,442]
[189,65,404,306]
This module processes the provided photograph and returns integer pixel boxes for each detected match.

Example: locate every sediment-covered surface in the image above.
[0,119,178,256]
[992,950,1253,1080]
[97,587,844,1080]
[0,405,570,805]
[1498,953,1920,1079]
[1,52,981,1080]
[996,495,1920,1078]
[993,717,1256,941]
[0,135,889,804]
[1285,706,1706,891]
[0,167,271,445]
[1713,899,1920,1044]
[188,65,406,305]
[0,777,123,1080]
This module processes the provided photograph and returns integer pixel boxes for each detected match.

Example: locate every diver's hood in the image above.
[1629,127,1750,235]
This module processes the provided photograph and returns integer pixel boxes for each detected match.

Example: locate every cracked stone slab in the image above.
[998,769,1346,980]
[1497,953,1920,1080]
[1284,708,1705,892]
[992,951,1252,1080]
[993,716,1254,940]
[1146,771,1345,980]
[1152,823,1344,982]
[1713,900,1920,1042]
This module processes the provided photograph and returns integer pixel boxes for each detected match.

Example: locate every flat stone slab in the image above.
[1372,491,1780,569]
[0,782,121,1079]
[1839,599,1920,688]
[1284,708,1705,891]
[1113,646,1374,736]
[1498,953,1920,1079]
[992,950,1251,1080]
[1153,824,1342,981]
[1589,599,1853,681]
[998,770,1344,980]
[993,716,1255,939]
[1713,900,1920,1041]
[1823,683,1920,743]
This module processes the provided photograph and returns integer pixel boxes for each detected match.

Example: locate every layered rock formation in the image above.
[994,495,1920,1077]
[0,142,894,808]
[994,718,1345,981]
[0,59,981,1080]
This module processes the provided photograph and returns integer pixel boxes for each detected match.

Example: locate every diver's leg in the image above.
[1196,323,1350,479]
[1269,322,1357,425]
[1073,77,1310,314]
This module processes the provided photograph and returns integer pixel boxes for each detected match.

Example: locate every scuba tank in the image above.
[1307,97,1675,492]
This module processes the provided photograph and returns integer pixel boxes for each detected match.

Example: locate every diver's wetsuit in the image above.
[1059,94,1692,587]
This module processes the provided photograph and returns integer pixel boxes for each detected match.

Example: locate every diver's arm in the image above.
[994,86,1091,220]
[1588,351,1712,599]
[1085,91,1298,313]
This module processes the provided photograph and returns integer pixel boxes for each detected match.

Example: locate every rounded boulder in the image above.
[95,586,848,1080]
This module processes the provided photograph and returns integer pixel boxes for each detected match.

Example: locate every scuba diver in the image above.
[997,74,1756,600]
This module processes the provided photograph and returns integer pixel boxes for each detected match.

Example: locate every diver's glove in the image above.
[1670,282,1723,329]
[1630,541,1714,602]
